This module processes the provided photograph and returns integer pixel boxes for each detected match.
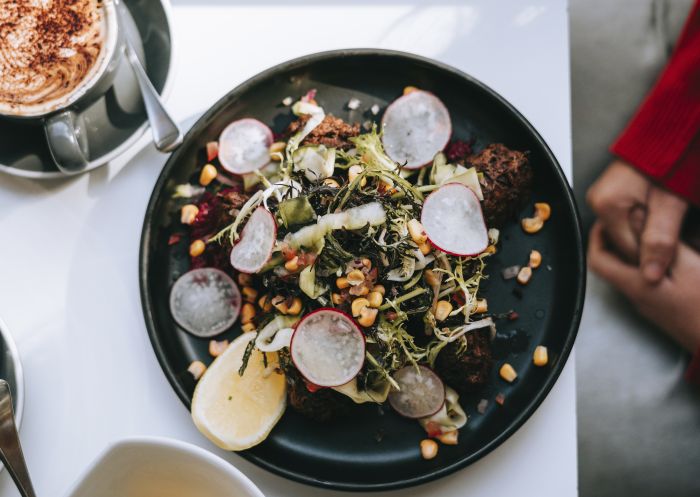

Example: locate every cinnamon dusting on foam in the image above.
[0,0,110,116]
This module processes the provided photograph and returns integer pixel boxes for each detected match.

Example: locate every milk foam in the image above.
[0,0,117,117]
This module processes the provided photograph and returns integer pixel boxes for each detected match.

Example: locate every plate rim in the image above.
[139,48,586,491]
[0,0,177,179]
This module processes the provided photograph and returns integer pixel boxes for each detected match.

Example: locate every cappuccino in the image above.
[0,0,116,117]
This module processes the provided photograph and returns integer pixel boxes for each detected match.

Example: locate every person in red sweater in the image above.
[586,0,700,384]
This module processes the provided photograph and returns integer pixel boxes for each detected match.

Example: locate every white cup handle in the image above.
[44,110,90,174]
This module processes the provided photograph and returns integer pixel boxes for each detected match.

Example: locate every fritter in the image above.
[285,114,360,150]
[435,327,493,395]
[469,143,533,228]
[285,367,353,422]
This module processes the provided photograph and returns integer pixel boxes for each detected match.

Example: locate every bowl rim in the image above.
[139,47,586,491]
[62,435,265,497]
[0,317,24,433]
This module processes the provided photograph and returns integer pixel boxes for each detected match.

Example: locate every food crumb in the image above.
[477,399,488,414]
[362,120,373,131]
[502,265,521,280]
[281,96,293,106]
[168,233,182,245]
[374,429,385,443]
[347,97,361,110]
[187,360,207,380]
[495,393,505,406]
[507,310,519,321]
[370,104,380,115]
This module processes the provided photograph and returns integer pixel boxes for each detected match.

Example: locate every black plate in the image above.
[140,49,585,491]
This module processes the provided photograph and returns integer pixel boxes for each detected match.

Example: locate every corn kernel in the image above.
[483,244,497,255]
[351,298,370,317]
[269,141,286,161]
[180,204,199,225]
[208,339,229,357]
[323,178,340,188]
[435,300,453,321]
[521,216,544,234]
[331,293,344,305]
[418,241,432,255]
[436,430,459,445]
[242,286,258,303]
[357,307,378,327]
[404,86,419,95]
[424,269,440,287]
[284,256,299,272]
[199,164,218,186]
[517,266,533,285]
[420,439,438,460]
[241,303,256,324]
[287,297,303,315]
[499,363,517,383]
[336,277,350,289]
[474,299,488,314]
[346,269,365,285]
[238,273,253,287]
[529,249,542,269]
[408,219,428,244]
[367,291,383,308]
[534,202,551,221]
[372,284,386,296]
[533,345,548,367]
[241,322,256,333]
[189,239,205,257]
[258,294,273,312]
[188,361,206,380]
[349,285,370,296]
[361,258,372,269]
[271,295,288,314]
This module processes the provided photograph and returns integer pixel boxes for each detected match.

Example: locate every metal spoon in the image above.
[116,0,182,152]
[0,380,35,497]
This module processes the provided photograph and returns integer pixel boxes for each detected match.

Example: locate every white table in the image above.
[0,1,577,495]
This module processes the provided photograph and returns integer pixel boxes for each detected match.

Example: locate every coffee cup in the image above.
[0,0,127,174]
[64,437,265,497]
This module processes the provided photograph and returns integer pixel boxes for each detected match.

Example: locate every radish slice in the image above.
[381,90,451,169]
[290,308,365,387]
[421,183,489,256]
[388,365,445,419]
[218,118,273,175]
[169,268,241,337]
[230,206,276,273]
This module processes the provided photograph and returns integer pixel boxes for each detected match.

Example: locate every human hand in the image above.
[587,160,688,283]
[588,221,700,353]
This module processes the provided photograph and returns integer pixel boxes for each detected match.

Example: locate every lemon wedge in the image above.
[192,332,286,450]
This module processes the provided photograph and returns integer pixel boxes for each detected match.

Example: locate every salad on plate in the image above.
[168,87,551,459]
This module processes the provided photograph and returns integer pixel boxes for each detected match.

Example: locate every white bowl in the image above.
[64,437,264,497]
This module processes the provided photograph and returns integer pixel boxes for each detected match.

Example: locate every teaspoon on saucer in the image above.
[116,0,182,153]
[0,380,35,497]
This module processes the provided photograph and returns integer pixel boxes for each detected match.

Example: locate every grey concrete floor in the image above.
[571,0,700,495]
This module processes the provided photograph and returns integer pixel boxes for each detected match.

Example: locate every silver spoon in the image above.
[0,380,35,497]
[116,0,182,152]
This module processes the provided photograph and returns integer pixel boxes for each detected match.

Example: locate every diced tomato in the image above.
[424,421,443,438]
[206,141,219,161]
[280,243,297,261]
[304,380,324,393]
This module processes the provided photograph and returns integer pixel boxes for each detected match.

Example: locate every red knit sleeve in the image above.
[611,0,700,207]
